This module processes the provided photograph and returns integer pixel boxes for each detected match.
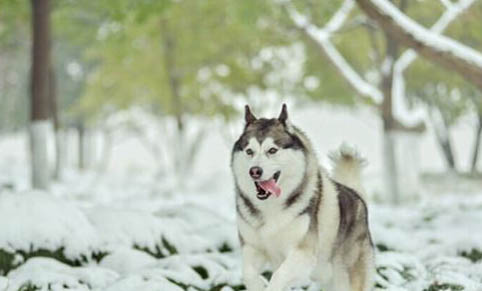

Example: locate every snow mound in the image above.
[104,275,184,291]
[6,257,118,291]
[0,192,101,261]
[99,246,157,275]
[1,167,482,290]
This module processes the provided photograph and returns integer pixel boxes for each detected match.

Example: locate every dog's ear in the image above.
[245,105,257,125]
[278,103,288,125]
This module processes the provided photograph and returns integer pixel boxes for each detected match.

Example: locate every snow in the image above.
[286,0,384,104]
[6,257,119,291]
[392,0,477,126]
[1,177,482,290]
[370,0,482,68]
[99,247,157,275]
[1,108,482,290]
[287,0,480,129]
[372,194,482,290]
[322,0,355,35]
[0,191,101,260]
[104,275,184,291]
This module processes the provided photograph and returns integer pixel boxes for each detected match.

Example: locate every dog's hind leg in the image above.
[349,247,375,291]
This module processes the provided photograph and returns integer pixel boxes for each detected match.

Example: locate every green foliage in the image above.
[18,282,41,291]
[0,249,15,275]
[217,242,233,253]
[192,265,209,280]
[133,236,178,258]
[445,2,482,48]
[0,247,107,275]
[404,1,482,125]
[0,0,30,47]
[0,0,481,130]
[75,0,289,121]
[2,236,240,290]
[375,243,393,252]
[405,0,445,27]
[459,248,482,263]
[0,1,30,131]
[424,282,464,291]
[209,284,245,291]
[406,59,470,125]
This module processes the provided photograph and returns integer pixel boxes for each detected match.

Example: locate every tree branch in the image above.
[355,0,482,90]
[285,0,383,104]
[392,0,476,125]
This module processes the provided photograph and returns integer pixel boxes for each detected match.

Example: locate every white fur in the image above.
[329,142,367,198]
[232,137,306,202]
[234,137,374,291]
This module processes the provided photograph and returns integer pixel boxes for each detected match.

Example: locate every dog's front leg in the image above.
[242,245,267,291]
[265,247,315,291]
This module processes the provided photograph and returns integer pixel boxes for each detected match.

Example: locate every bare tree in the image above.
[160,17,207,188]
[30,0,52,189]
[471,115,481,173]
[49,66,65,180]
[470,96,482,173]
[284,0,474,203]
[355,0,482,90]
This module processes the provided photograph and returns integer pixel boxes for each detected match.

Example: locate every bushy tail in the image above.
[329,143,367,199]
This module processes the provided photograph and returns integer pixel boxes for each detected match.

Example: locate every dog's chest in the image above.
[257,211,310,263]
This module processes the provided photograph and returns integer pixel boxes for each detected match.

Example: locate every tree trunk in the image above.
[471,114,482,173]
[380,27,403,204]
[382,129,400,204]
[96,129,112,173]
[160,18,184,132]
[161,17,187,186]
[429,107,457,171]
[49,66,63,180]
[77,120,85,170]
[437,136,456,171]
[30,0,52,190]
[355,0,482,90]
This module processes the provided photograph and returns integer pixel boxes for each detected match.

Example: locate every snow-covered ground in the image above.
[0,173,481,291]
[0,107,481,291]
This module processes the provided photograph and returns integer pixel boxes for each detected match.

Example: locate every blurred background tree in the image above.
[0,0,480,197]
[283,0,482,202]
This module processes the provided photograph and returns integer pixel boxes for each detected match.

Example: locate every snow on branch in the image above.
[323,0,356,35]
[392,0,477,125]
[395,0,477,73]
[285,0,383,104]
[356,0,482,90]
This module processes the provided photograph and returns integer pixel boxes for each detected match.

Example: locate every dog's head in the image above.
[231,104,307,201]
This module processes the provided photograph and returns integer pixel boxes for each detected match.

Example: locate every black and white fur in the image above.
[231,104,374,291]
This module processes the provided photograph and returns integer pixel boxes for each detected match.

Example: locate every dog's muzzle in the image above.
[254,171,281,200]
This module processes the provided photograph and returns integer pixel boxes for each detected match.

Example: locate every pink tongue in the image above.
[259,179,281,197]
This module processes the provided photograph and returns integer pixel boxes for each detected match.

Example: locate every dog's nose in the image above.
[249,166,263,179]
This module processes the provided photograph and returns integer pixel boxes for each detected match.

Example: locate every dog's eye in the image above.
[246,149,254,156]
[268,147,278,154]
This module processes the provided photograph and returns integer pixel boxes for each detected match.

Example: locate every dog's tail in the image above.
[329,143,367,199]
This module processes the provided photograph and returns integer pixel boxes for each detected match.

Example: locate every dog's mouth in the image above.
[254,171,281,200]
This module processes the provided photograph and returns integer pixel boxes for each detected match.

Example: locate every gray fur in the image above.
[233,118,305,153]
[232,105,374,291]
[298,172,323,230]
[236,186,261,220]
[284,171,309,208]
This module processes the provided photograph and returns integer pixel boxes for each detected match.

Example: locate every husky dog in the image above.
[231,104,374,291]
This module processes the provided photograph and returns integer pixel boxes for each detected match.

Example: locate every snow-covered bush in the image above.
[1,175,482,290]
[0,192,105,275]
